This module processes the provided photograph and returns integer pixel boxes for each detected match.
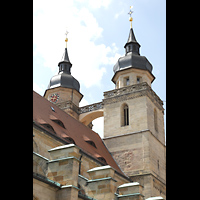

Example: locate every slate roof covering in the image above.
[47,47,80,92]
[33,91,127,178]
[113,28,154,79]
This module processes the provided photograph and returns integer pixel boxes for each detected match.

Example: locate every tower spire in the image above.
[124,6,140,55]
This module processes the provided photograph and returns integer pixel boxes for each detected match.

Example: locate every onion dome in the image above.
[113,27,153,75]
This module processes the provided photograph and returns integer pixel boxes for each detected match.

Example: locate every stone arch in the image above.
[79,109,103,126]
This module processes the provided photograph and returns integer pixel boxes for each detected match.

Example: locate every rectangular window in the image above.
[137,77,141,83]
[126,78,130,86]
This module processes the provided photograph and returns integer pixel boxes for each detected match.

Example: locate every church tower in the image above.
[44,32,83,120]
[103,9,166,199]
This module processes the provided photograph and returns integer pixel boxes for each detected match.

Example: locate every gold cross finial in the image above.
[128,6,133,28]
[65,30,69,47]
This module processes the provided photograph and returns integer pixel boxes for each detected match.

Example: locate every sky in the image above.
[33,0,166,138]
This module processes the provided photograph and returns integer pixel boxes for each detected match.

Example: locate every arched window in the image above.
[122,104,129,126]
[154,108,158,132]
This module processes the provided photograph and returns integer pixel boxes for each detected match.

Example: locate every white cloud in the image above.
[115,9,124,19]
[33,0,119,88]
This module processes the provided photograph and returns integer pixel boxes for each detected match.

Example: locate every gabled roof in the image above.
[33,91,127,178]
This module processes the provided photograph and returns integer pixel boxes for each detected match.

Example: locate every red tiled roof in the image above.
[33,91,127,177]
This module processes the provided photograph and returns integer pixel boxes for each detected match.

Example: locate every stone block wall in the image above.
[47,144,81,186]
[117,182,144,200]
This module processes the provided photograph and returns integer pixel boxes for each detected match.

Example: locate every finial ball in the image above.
[129,17,133,22]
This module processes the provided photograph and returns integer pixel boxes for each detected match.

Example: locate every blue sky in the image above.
[33,0,166,138]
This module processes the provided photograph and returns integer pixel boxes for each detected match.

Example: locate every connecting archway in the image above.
[79,102,104,126]
[79,109,104,126]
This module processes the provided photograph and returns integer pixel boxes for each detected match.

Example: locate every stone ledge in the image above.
[117,193,144,198]
[103,129,149,140]
[118,182,140,188]
[61,184,79,190]
[78,174,89,181]
[87,165,113,172]
[33,172,61,188]
[145,197,164,200]
[33,151,49,161]
[48,156,81,163]
[48,144,79,152]
[87,177,117,183]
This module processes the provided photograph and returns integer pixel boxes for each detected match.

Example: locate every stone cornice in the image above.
[103,82,164,111]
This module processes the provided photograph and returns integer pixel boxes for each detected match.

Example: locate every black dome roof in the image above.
[47,48,80,92]
[47,72,80,92]
[113,53,153,74]
[113,28,153,74]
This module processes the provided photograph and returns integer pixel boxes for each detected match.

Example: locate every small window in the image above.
[98,157,107,164]
[86,141,97,148]
[126,78,130,86]
[122,104,129,126]
[154,108,158,132]
[41,123,56,134]
[124,77,130,86]
[51,106,55,112]
[51,119,65,129]
[137,77,141,84]
[63,136,75,144]
[67,137,75,144]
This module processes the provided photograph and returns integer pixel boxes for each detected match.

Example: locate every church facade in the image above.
[33,15,166,200]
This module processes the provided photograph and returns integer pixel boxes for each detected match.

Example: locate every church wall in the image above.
[130,174,152,198]
[33,178,58,200]
[44,87,82,120]
[78,152,130,198]
[104,128,166,199]
[149,133,166,183]
[45,144,130,199]
[113,68,153,89]
[33,127,65,159]
[152,176,166,198]
[130,173,165,199]
[104,95,148,138]
[44,87,82,107]
[103,131,151,177]
[79,154,101,180]
[146,96,165,145]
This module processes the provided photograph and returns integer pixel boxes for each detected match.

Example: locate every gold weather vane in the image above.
[65,30,69,47]
[128,6,133,28]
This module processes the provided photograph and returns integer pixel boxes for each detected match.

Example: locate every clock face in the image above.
[49,93,59,103]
